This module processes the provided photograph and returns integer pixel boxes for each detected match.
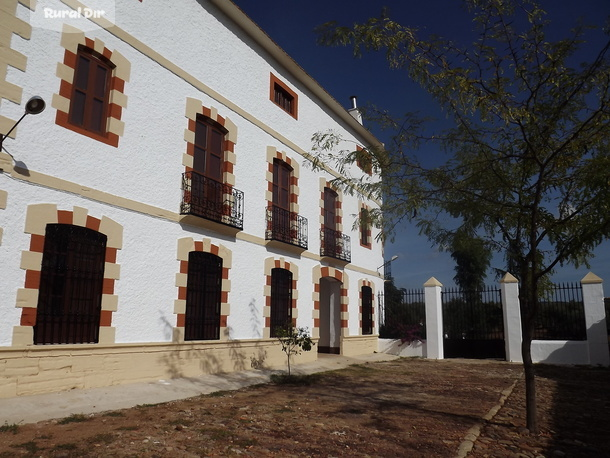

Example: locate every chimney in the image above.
[348,95,363,125]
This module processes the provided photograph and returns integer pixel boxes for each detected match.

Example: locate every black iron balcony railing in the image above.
[265,205,308,249]
[181,171,244,230]
[320,227,351,262]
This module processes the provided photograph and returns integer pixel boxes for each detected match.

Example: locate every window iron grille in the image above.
[270,268,292,337]
[34,224,107,345]
[274,84,294,114]
[362,286,373,335]
[185,252,222,341]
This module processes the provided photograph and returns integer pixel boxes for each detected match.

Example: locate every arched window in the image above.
[362,286,373,335]
[34,224,107,344]
[185,251,223,341]
[69,46,115,135]
[270,268,293,337]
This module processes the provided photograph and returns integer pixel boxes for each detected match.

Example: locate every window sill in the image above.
[55,112,119,147]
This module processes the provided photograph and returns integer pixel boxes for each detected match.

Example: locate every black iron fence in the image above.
[533,283,586,340]
[265,205,308,249]
[181,171,244,230]
[442,287,505,359]
[378,288,426,342]
[442,287,504,340]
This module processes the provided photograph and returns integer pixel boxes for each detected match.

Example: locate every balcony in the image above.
[265,205,308,250]
[180,171,244,230]
[320,227,351,262]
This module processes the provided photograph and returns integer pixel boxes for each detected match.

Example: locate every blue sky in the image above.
[231,0,610,289]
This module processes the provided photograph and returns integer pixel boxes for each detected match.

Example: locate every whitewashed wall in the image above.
[0,0,384,347]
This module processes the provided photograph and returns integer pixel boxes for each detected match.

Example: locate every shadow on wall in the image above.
[535,319,609,366]
[248,298,261,339]
[378,338,426,358]
[157,310,269,381]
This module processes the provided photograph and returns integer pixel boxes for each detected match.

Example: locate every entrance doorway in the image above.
[318,277,342,354]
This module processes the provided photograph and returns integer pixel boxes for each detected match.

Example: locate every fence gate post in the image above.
[501,273,522,362]
[424,277,443,359]
[581,272,610,366]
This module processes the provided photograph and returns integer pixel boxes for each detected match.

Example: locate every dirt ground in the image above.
[0,358,608,457]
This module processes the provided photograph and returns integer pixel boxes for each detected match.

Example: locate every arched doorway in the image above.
[318,276,342,354]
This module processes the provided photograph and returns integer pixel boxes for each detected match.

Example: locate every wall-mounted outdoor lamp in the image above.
[0,96,46,152]
[377,254,399,280]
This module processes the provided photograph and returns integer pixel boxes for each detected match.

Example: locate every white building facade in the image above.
[0,0,384,397]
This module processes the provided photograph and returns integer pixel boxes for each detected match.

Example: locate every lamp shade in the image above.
[25,96,45,115]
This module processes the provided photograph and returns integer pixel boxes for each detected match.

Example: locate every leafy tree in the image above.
[274,325,314,376]
[313,0,610,432]
[448,231,492,292]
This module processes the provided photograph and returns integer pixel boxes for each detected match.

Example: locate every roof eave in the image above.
[209,0,383,149]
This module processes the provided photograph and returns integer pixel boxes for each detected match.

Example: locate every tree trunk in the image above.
[521,324,538,432]
[520,283,538,433]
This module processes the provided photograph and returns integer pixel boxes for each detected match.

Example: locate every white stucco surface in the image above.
[1,0,384,350]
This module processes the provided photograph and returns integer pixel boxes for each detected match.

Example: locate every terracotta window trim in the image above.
[270,73,298,119]
[54,33,129,149]
[356,145,373,176]
[359,205,372,249]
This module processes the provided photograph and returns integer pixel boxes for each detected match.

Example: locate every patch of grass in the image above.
[53,443,78,451]
[87,433,115,445]
[0,422,19,434]
[270,373,320,385]
[58,413,88,424]
[347,363,378,373]
[207,390,231,398]
[103,411,125,417]
[116,425,139,431]
[136,403,161,408]
[11,441,42,454]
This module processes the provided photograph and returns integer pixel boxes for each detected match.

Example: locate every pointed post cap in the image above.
[581,272,602,284]
[423,277,443,287]
[500,272,519,284]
